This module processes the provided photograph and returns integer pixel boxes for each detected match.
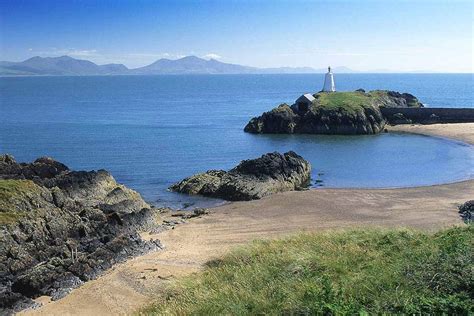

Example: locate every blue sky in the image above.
[1,0,472,72]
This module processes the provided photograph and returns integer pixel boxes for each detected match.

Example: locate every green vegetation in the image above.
[0,211,24,225]
[0,179,39,209]
[0,179,41,224]
[366,90,388,98]
[141,227,473,315]
[314,92,375,115]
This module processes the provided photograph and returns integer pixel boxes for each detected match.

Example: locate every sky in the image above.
[0,0,473,72]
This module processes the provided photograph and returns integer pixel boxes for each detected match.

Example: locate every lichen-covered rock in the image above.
[369,90,423,109]
[0,155,161,314]
[170,151,311,201]
[244,90,423,135]
[459,200,473,223]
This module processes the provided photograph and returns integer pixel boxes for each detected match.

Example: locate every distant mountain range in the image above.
[0,56,128,76]
[0,55,358,76]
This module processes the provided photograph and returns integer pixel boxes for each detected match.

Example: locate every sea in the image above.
[1,73,473,208]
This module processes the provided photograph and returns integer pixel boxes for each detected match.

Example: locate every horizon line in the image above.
[2,54,473,74]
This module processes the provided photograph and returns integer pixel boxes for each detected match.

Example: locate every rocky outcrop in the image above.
[245,103,386,135]
[244,90,423,135]
[369,90,423,109]
[459,200,473,223]
[0,155,161,314]
[169,151,311,201]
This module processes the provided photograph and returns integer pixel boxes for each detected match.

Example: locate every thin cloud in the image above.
[203,53,222,60]
[29,48,99,57]
[279,48,429,58]
[278,50,370,57]
[126,52,170,58]
[68,49,98,57]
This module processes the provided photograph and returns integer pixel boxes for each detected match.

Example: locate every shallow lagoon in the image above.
[1,74,473,208]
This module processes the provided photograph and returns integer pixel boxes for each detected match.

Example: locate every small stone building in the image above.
[295,93,315,111]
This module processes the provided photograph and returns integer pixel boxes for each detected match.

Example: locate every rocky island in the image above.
[169,151,311,201]
[244,90,424,135]
[0,155,161,313]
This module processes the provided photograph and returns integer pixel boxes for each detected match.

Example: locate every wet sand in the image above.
[387,123,474,145]
[22,123,474,316]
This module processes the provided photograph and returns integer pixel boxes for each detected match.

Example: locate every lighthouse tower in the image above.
[322,66,336,92]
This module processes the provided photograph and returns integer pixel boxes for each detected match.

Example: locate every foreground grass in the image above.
[141,227,473,315]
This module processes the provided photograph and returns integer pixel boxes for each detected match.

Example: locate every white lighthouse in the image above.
[322,66,336,92]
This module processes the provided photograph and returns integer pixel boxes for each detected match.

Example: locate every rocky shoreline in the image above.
[170,151,311,201]
[0,155,163,314]
[244,90,423,135]
[6,123,473,315]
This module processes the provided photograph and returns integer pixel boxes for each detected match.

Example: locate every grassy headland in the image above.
[141,227,473,315]
[312,90,422,114]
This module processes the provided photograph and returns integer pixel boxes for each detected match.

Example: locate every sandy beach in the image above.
[22,123,474,316]
[387,123,474,145]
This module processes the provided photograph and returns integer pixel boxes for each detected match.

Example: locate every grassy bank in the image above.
[141,227,473,315]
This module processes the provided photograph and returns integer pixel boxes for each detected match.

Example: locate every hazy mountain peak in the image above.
[56,55,77,61]
[24,56,43,62]
[180,55,202,61]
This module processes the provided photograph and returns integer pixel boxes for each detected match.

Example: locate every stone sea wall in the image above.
[381,108,474,125]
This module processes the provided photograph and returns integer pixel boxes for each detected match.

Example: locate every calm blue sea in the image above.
[1,74,473,208]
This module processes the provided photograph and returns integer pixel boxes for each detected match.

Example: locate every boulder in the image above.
[170,151,311,201]
[459,200,473,223]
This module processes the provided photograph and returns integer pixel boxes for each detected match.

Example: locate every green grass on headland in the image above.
[0,179,41,224]
[0,212,24,225]
[141,227,473,315]
[315,91,374,115]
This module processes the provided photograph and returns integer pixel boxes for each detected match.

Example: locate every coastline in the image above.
[21,123,474,316]
[386,123,474,145]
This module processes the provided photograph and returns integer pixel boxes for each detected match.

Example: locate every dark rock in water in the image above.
[245,104,300,134]
[244,103,385,135]
[170,151,311,201]
[0,155,161,314]
[244,90,423,135]
[459,200,473,223]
